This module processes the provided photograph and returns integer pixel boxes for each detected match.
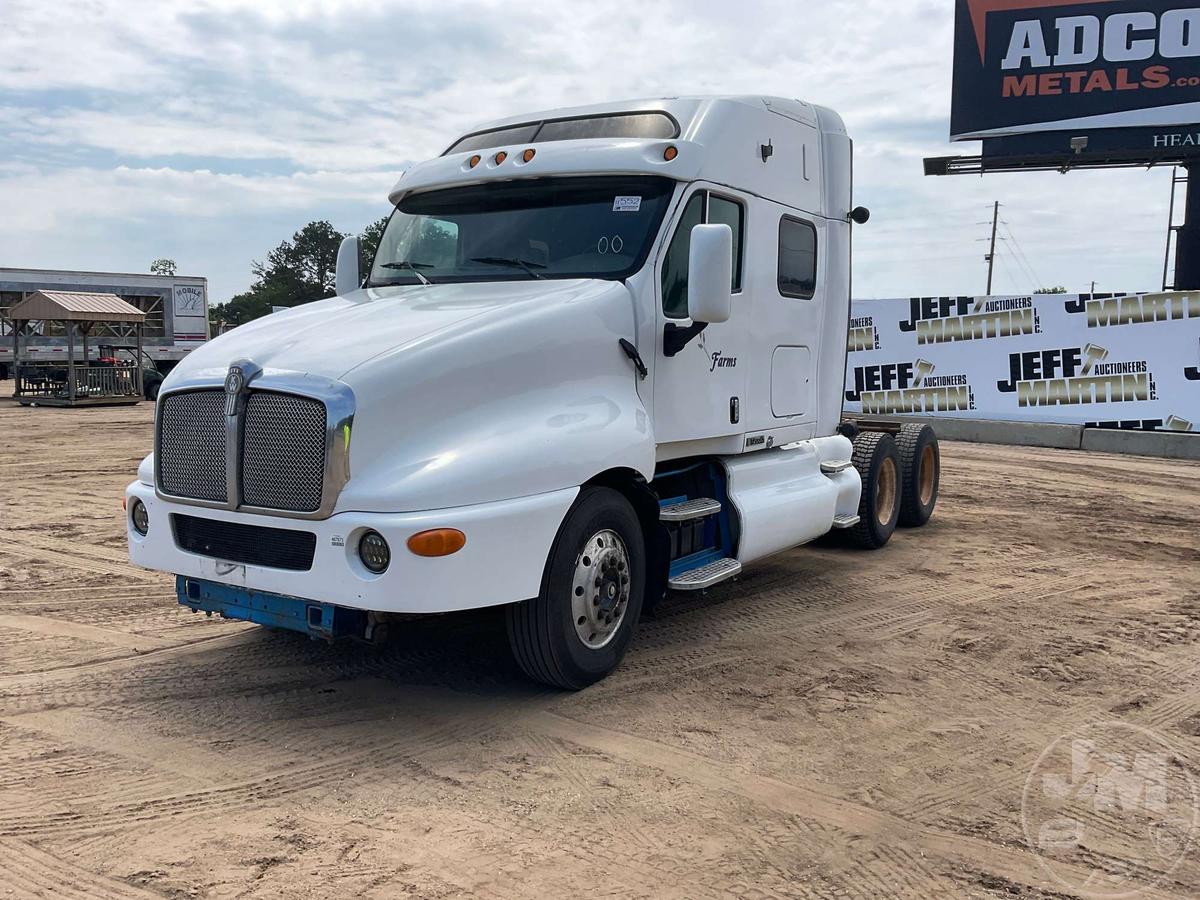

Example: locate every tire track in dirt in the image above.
[0,628,253,693]
[0,541,159,581]
[518,706,1190,900]
[0,614,174,651]
[0,719,479,841]
[0,837,160,899]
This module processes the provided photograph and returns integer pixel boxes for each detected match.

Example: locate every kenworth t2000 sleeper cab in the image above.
[126,96,940,689]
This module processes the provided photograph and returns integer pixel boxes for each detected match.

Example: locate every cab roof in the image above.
[389,95,847,218]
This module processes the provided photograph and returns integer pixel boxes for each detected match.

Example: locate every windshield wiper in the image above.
[469,256,545,280]
[379,260,435,285]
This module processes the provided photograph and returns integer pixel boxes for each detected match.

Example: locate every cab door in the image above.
[652,187,749,446]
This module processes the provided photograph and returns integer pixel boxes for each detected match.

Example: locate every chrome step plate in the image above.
[668,557,742,591]
[832,514,861,529]
[660,498,722,522]
[821,460,853,474]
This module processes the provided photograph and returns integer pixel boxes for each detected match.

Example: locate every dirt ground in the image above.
[1,384,1198,899]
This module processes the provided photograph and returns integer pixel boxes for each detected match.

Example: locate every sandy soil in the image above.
[1,383,1198,899]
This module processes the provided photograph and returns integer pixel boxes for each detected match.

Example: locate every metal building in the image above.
[0,267,209,379]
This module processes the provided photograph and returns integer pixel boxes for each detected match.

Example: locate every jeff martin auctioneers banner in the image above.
[844,292,1200,431]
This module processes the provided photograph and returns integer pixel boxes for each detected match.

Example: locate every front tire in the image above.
[506,487,645,690]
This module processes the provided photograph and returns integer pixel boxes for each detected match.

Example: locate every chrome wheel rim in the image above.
[570,529,631,650]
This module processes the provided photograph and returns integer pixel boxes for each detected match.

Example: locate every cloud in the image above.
[0,0,1175,301]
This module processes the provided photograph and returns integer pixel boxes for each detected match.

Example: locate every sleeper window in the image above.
[778,217,817,299]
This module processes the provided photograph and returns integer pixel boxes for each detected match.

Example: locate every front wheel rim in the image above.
[570,529,631,650]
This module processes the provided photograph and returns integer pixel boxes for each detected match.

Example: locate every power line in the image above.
[997,233,1039,292]
[995,247,1023,293]
[999,217,1046,289]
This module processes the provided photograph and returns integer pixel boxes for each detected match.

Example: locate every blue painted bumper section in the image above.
[176,576,369,641]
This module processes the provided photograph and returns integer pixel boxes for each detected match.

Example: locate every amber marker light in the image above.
[494,151,508,164]
[407,529,467,558]
[469,155,482,168]
[521,148,536,162]
[663,145,679,161]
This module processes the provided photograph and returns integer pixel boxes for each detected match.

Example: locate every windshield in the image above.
[367,176,675,287]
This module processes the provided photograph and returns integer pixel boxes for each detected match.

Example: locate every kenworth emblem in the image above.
[223,359,259,417]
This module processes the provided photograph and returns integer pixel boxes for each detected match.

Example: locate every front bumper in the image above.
[126,481,578,614]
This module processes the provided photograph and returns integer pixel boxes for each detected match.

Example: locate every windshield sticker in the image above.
[613,196,642,212]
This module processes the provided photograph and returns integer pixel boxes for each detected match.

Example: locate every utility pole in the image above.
[1174,161,1200,290]
[985,201,1000,295]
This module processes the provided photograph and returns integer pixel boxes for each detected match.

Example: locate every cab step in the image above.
[660,497,722,522]
[821,460,853,475]
[832,514,861,529]
[668,556,742,591]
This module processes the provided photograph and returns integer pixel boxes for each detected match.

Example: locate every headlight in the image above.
[358,531,391,574]
[130,498,149,535]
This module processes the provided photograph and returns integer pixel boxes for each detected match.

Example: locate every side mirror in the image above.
[687,224,733,324]
[335,236,361,296]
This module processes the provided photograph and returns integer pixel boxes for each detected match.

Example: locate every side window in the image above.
[778,217,817,299]
[707,195,743,293]
[660,193,704,319]
[660,192,745,319]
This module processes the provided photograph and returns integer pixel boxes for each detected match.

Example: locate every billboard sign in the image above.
[844,292,1200,430]
[951,0,1200,142]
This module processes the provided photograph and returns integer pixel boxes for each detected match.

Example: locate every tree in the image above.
[1035,286,1068,294]
[150,258,177,276]
[211,220,345,328]
[210,216,393,330]
[360,215,389,273]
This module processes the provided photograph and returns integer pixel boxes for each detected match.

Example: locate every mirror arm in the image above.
[663,321,708,358]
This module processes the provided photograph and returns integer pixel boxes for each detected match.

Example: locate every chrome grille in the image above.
[157,390,227,502]
[241,392,328,513]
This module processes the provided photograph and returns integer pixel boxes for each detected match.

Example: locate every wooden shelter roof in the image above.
[8,290,146,323]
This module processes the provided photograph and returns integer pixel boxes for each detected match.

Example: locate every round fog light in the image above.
[130,498,149,535]
[358,531,391,574]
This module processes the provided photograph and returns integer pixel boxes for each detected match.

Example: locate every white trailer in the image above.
[1,268,209,382]
[125,96,940,689]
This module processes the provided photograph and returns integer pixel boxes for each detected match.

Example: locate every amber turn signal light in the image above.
[468,155,481,168]
[663,145,679,161]
[494,151,508,164]
[407,529,466,558]
[521,148,536,162]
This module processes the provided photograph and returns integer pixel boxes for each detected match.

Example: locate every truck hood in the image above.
[167,279,609,385]
[163,277,656,511]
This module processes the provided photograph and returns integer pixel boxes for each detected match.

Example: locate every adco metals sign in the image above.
[951,0,1200,141]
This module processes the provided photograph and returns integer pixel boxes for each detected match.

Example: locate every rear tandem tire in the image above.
[897,423,939,527]
[506,487,645,690]
[845,432,902,550]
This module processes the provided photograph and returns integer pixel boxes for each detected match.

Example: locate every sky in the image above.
[0,0,1175,305]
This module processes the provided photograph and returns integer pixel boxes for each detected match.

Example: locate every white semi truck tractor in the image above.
[126,96,940,689]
